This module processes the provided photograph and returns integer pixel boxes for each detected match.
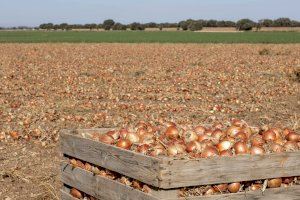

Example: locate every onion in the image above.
[216,140,233,152]
[99,134,114,145]
[116,139,132,150]
[137,144,150,154]
[250,146,265,155]
[136,127,147,137]
[183,130,198,143]
[136,121,147,129]
[10,131,19,140]
[119,128,129,139]
[204,187,215,195]
[201,146,219,158]
[282,177,294,184]
[235,132,248,141]
[232,119,244,127]
[106,130,120,140]
[286,132,299,142]
[267,178,282,188]
[70,188,83,199]
[249,184,262,191]
[198,134,210,142]
[270,128,282,139]
[213,184,228,192]
[84,162,92,171]
[76,160,85,169]
[186,141,201,153]
[233,142,248,155]
[165,121,176,127]
[284,141,298,151]
[212,129,226,141]
[220,150,233,157]
[251,135,265,147]
[132,180,142,190]
[167,144,185,156]
[226,126,242,137]
[125,132,140,143]
[140,133,154,144]
[283,128,291,137]
[262,130,276,141]
[228,182,241,193]
[165,126,179,139]
[194,126,206,135]
[204,129,213,136]
[243,126,253,138]
[270,143,284,153]
[149,147,164,157]
[213,122,224,130]
[70,159,78,167]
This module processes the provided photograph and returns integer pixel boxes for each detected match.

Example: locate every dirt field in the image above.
[0,44,299,199]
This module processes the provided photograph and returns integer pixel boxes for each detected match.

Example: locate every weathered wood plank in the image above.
[159,152,300,188]
[61,188,79,200]
[61,162,157,200]
[60,129,161,187]
[180,185,300,200]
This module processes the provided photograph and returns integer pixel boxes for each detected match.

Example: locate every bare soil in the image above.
[0,44,299,199]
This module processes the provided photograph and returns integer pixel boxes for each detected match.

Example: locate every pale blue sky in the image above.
[0,0,299,27]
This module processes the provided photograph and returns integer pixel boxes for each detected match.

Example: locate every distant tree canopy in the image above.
[130,22,145,30]
[236,19,256,31]
[103,19,115,30]
[38,17,300,31]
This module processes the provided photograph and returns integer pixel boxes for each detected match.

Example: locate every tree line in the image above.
[2,18,299,31]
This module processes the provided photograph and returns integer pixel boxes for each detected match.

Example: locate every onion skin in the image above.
[212,129,226,141]
[251,135,265,147]
[186,141,200,153]
[99,134,114,145]
[165,126,179,139]
[198,134,210,142]
[194,126,206,135]
[119,129,129,139]
[148,147,164,157]
[70,188,83,199]
[249,184,262,191]
[213,184,228,192]
[204,187,215,195]
[116,139,132,150]
[250,146,265,155]
[76,160,85,169]
[125,132,140,143]
[228,182,241,193]
[137,144,150,154]
[267,178,282,188]
[262,130,277,141]
[201,146,219,158]
[167,144,185,156]
[226,126,242,137]
[183,130,198,143]
[235,132,248,142]
[233,142,248,155]
[284,141,298,151]
[84,163,92,172]
[220,150,233,157]
[216,140,233,152]
[270,143,284,153]
[286,132,299,142]
[106,130,120,140]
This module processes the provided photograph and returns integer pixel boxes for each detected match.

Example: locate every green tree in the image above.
[188,21,203,31]
[103,19,115,30]
[39,23,53,30]
[236,19,255,31]
[112,23,127,30]
[274,18,292,27]
[259,19,274,27]
[130,22,145,30]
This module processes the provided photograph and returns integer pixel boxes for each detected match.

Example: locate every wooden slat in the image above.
[61,162,157,200]
[61,162,300,200]
[181,185,300,200]
[61,187,79,200]
[159,152,300,188]
[60,129,161,187]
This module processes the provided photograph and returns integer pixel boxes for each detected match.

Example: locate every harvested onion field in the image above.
[0,44,299,199]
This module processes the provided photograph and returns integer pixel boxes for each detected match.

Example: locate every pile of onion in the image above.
[89,120,299,158]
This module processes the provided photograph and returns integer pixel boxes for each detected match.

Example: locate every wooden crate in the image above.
[61,162,300,200]
[61,128,300,189]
